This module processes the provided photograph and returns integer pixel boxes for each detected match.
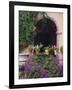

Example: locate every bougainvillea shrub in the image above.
[19,54,63,79]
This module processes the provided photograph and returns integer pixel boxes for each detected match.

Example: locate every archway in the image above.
[34,17,57,49]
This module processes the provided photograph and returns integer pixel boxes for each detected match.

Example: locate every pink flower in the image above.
[24,63,30,72]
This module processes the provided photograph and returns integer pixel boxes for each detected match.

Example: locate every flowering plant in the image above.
[19,52,63,79]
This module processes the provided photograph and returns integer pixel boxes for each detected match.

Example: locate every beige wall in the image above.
[46,12,63,48]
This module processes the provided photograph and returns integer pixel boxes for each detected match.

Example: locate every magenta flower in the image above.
[24,63,30,72]
[28,54,33,61]
[31,65,41,72]
[54,59,59,65]
[40,70,48,78]
[58,60,63,70]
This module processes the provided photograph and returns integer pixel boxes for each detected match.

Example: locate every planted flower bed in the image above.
[19,53,63,79]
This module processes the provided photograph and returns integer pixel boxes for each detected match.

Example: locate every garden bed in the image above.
[19,54,63,79]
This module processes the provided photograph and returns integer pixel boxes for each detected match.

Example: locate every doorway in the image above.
[34,17,57,47]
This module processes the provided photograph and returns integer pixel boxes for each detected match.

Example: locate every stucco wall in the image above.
[46,12,63,48]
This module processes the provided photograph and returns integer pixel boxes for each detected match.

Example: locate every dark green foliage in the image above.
[28,71,39,78]
[19,11,38,44]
